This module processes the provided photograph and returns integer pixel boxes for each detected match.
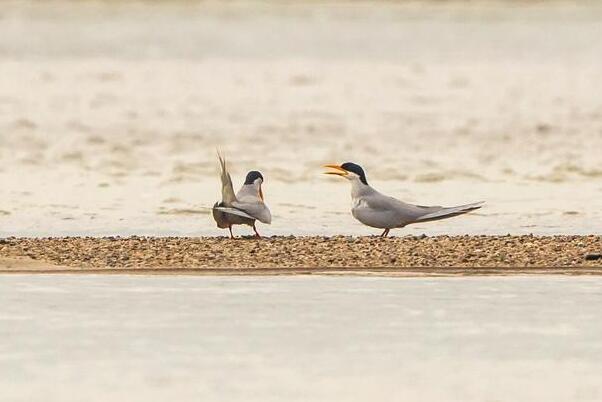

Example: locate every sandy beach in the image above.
[1,235,600,274]
[1,1,602,238]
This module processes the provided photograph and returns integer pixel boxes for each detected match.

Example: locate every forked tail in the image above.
[415,201,484,223]
[217,151,237,206]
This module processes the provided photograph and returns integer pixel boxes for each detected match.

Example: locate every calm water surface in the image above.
[1,275,601,402]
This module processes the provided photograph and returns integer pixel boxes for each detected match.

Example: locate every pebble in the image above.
[0,235,601,269]
[585,253,602,261]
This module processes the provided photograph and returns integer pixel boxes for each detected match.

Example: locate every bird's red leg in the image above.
[228,225,234,239]
[252,223,261,239]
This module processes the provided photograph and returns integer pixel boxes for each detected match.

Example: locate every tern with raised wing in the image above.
[324,162,483,237]
[212,154,271,238]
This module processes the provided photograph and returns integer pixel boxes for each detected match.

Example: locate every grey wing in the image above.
[371,195,436,222]
[231,201,272,224]
[213,206,256,220]
[353,194,425,228]
[218,152,236,205]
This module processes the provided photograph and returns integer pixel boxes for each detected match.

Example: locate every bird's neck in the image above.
[350,180,374,200]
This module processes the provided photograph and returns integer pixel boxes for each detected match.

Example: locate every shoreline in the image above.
[1,235,601,276]
[1,266,602,277]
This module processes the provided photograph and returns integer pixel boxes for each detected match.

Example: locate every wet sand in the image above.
[1,235,600,275]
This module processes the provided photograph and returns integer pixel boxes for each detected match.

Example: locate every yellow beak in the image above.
[323,164,348,176]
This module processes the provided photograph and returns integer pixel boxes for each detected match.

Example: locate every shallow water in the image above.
[0,275,601,402]
[1,1,601,237]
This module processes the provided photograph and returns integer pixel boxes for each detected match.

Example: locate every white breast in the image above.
[351,197,364,210]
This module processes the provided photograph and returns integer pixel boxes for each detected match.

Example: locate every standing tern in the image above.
[212,154,271,238]
[324,162,484,237]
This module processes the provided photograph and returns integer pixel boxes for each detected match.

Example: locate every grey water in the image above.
[0,275,601,402]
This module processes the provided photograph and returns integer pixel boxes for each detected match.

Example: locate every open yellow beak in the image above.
[323,164,348,176]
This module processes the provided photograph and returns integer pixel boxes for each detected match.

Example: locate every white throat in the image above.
[350,177,372,200]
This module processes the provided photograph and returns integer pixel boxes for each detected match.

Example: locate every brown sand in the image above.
[0,236,601,276]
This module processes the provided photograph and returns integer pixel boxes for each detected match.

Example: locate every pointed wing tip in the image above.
[263,210,273,225]
[462,201,485,212]
[414,201,485,222]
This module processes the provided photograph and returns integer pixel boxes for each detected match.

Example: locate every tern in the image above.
[212,154,271,238]
[324,162,483,237]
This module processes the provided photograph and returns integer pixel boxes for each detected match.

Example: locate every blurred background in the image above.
[1,0,601,237]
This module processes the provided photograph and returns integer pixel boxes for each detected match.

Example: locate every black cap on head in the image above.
[341,162,368,185]
[244,170,264,185]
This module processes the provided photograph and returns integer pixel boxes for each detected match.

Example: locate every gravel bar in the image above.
[1,235,601,273]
